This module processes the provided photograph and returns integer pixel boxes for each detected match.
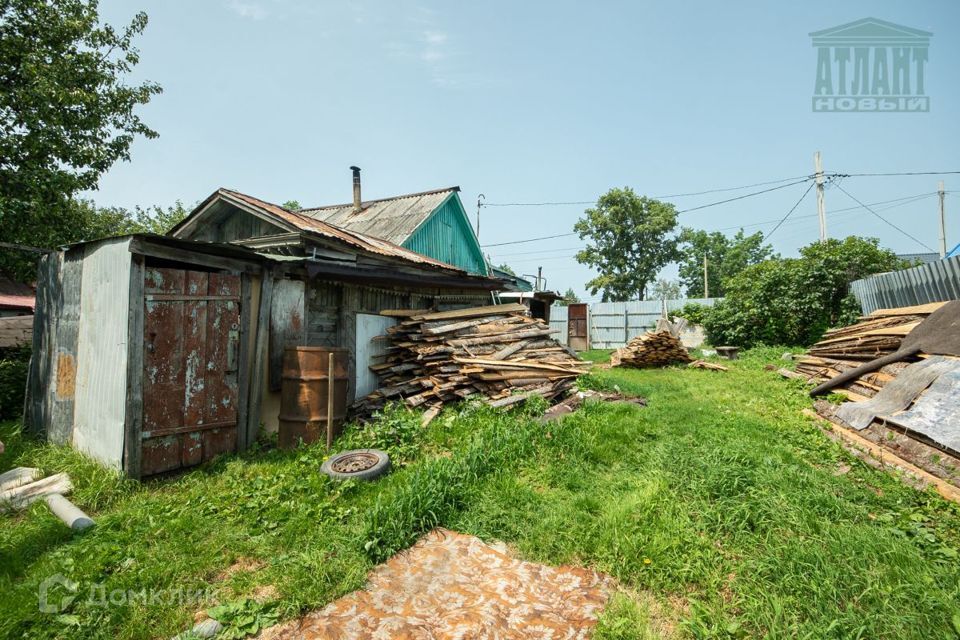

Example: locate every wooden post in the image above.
[938,180,947,257]
[326,352,335,451]
[703,254,709,298]
[815,151,827,242]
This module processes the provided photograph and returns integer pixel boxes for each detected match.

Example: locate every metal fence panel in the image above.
[550,298,721,349]
[850,255,960,314]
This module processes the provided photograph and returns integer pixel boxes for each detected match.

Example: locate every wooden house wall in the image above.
[259,277,491,433]
[189,204,283,244]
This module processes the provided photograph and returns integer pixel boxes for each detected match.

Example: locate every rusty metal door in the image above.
[141,267,241,476]
[567,303,589,352]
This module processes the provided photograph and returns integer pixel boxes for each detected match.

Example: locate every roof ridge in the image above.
[299,186,459,212]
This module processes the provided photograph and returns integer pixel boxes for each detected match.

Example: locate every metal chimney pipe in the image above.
[350,166,362,212]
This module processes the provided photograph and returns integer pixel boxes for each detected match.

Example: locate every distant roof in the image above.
[0,277,35,311]
[297,187,459,246]
[490,267,533,292]
[171,188,468,273]
[898,252,941,265]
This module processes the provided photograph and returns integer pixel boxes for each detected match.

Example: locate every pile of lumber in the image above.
[795,302,945,399]
[354,303,588,417]
[611,331,692,368]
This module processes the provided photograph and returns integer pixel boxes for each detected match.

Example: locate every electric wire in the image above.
[833,183,938,252]
[762,181,817,241]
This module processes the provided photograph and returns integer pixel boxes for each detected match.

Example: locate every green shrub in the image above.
[701,237,906,348]
[0,345,31,419]
[674,302,710,326]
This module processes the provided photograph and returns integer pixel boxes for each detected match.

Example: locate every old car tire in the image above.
[321,449,391,481]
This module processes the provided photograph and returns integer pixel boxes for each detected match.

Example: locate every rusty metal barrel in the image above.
[278,347,349,449]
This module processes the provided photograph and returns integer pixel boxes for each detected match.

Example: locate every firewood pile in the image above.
[353,303,588,418]
[611,330,692,368]
[794,302,945,399]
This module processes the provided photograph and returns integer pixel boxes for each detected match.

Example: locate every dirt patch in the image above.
[262,528,613,639]
[540,389,647,422]
[216,557,266,582]
[251,584,280,603]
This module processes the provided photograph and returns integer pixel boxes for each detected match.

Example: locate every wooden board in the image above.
[835,356,957,430]
[803,409,960,505]
[869,302,947,318]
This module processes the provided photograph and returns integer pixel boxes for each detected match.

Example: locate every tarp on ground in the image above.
[263,528,613,639]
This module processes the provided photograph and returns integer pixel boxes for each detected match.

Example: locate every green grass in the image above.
[579,349,614,363]
[3,352,960,639]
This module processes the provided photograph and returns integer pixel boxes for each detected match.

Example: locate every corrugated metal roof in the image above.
[297,187,458,246]
[219,189,467,273]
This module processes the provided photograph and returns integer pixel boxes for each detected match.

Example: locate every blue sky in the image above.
[93,0,960,300]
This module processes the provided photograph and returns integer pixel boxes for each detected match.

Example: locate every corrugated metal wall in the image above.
[72,238,133,469]
[549,306,569,346]
[550,298,721,349]
[404,195,488,275]
[850,255,960,314]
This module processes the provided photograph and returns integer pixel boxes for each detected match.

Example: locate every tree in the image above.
[574,188,678,301]
[0,0,161,279]
[676,228,774,297]
[702,236,909,348]
[495,263,516,276]
[282,200,302,212]
[555,287,581,306]
[650,278,680,301]
[128,201,190,234]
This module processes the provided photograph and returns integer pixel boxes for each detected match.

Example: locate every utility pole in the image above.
[938,181,947,257]
[476,194,485,239]
[814,151,827,242]
[536,266,543,291]
[703,254,709,298]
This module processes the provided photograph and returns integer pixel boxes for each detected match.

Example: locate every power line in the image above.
[482,178,815,246]
[481,232,578,248]
[675,178,813,214]
[710,192,937,232]
[480,172,960,209]
[833,183,937,253]
[763,182,817,241]
[839,170,960,177]
[488,245,587,258]
[481,174,812,207]
[656,175,812,198]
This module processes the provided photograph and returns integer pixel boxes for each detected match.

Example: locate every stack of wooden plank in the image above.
[794,302,945,399]
[354,303,588,417]
[611,331,692,368]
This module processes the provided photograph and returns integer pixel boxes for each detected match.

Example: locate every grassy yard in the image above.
[3,349,960,639]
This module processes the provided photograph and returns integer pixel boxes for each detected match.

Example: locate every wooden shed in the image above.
[26,201,502,477]
[25,235,269,478]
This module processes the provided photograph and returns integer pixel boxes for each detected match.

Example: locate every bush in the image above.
[674,302,710,326]
[701,237,906,348]
[0,345,31,419]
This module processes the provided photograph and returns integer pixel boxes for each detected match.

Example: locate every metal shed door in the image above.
[141,267,241,476]
[355,313,396,398]
[567,303,589,352]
